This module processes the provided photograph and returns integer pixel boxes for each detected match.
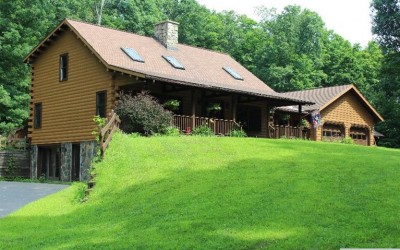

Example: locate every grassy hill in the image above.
[1,134,400,249]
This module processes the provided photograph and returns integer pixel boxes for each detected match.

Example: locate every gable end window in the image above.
[34,103,42,129]
[59,54,68,81]
[96,91,107,118]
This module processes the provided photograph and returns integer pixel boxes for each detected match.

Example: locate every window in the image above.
[59,54,68,81]
[223,67,244,80]
[121,47,144,63]
[34,103,42,129]
[96,91,107,118]
[162,55,185,70]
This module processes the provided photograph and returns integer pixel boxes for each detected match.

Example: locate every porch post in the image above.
[266,105,270,138]
[60,143,72,182]
[232,94,237,122]
[191,89,196,129]
[30,145,38,179]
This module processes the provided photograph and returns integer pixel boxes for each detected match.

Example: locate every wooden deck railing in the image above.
[269,125,307,139]
[98,110,121,158]
[173,115,241,135]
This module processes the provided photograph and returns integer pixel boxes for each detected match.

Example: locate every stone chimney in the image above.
[154,20,179,50]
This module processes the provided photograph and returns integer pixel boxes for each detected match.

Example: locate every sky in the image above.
[196,0,373,47]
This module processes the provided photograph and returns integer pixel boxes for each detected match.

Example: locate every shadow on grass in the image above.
[1,153,400,249]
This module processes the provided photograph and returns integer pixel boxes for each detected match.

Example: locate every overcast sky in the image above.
[196,0,373,47]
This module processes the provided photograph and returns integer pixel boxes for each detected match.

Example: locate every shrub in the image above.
[115,92,173,135]
[192,125,214,136]
[342,136,355,145]
[228,129,247,137]
[164,126,181,136]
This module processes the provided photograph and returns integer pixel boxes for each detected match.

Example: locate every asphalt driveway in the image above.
[0,181,69,218]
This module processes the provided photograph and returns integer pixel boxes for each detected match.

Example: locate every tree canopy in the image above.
[371,0,400,147]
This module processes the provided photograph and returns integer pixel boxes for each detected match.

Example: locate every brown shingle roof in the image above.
[279,84,384,122]
[281,84,352,111]
[24,19,313,105]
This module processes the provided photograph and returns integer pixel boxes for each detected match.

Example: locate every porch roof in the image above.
[24,19,312,106]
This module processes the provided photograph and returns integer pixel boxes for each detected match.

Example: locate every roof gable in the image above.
[281,84,384,122]
[24,18,313,105]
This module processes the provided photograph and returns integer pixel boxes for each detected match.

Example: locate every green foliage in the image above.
[72,182,88,203]
[163,99,180,111]
[371,0,400,148]
[91,115,106,141]
[93,115,106,127]
[1,135,400,249]
[206,103,222,116]
[341,136,355,145]
[192,125,214,136]
[38,173,46,183]
[6,155,17,179]
[298,118,310,128]
[227,129,247,137]
[115,92,173,135]
[163,126,181,136]
[372,0,400,52]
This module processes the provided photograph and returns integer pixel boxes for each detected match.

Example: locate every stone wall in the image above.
[0,150,30,178]
[80,141,97,181]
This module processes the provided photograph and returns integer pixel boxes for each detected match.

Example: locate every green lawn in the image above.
[1,134,400,249]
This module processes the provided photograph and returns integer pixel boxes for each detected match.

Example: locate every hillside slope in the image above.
[1,134,400,249]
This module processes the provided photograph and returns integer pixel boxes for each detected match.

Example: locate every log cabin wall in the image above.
[318,91,375,145]
[29,30,113,145]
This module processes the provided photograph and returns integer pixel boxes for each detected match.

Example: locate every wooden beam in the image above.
[232,94,237,122]
[203,92,230,99]
[191,89,196,129]
[298,105,302,114]
[238,96,264,104]
[163,85,191,93]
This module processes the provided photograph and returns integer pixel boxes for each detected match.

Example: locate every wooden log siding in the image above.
[29,30,113,145]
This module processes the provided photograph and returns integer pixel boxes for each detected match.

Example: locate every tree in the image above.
[371,0,400,147]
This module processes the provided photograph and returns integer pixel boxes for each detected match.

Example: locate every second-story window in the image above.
[59,54,68,81]
[96,91,107,118]
[34,103,42,129]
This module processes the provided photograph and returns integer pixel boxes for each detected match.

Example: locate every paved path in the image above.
[0,181,69,218]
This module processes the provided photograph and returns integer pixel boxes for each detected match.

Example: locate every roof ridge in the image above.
[65,18,232,57]
[65,18,154,41]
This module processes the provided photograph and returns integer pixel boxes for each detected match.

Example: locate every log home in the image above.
[24,19,311,181]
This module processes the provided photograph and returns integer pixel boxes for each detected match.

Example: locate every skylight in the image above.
[223,67,244,80]
[121,47,144,63]
[162,55,185,70]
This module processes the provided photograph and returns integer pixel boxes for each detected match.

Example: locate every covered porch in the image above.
[115,76,312,138]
